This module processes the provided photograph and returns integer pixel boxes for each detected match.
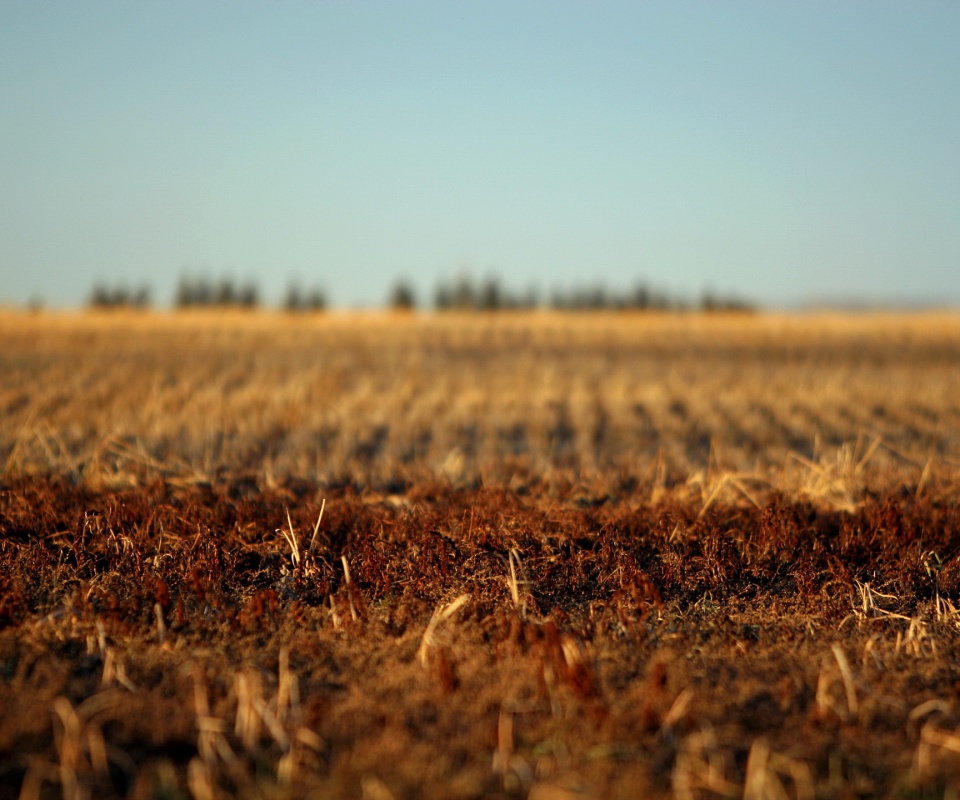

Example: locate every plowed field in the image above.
[2,310,960,799]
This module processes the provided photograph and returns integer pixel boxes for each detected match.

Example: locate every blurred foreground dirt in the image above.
[4,477,960,798]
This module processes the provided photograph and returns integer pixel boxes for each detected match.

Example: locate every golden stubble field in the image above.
[2,309,960,799]
[3,309,960,503]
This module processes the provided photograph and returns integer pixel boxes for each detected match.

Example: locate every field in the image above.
[3,309,960,799]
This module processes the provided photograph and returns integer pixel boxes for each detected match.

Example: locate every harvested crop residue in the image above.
[4,477,960,798]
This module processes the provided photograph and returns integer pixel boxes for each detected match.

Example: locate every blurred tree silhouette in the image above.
[285,282,327,313]
[389,280,417,311]
[430,272,753,313]
[89,281,151,309]
[175,274,260,309]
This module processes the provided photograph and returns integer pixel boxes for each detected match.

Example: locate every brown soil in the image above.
[4,475,960,799]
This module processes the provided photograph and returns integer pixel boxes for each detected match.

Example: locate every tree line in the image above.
[397,276,754,313]
[88,276,326,312]
[86,274,755,313]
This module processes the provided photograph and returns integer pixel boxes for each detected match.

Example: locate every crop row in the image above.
[2,312,959,503]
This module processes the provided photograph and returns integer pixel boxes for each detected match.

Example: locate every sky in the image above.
[1,2,958,310]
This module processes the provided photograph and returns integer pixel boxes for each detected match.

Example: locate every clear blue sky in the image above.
[1,2,958,309]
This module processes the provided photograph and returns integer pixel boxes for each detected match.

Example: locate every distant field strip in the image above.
[2,311,959,500]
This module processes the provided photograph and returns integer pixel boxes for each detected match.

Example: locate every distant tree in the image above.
[700,292,755,313]
[517,287,540,310]
[284,282,326,312]
[584,286,607,310]
[214,278,238,307]
[237,281,259,309]
[452,276,476,310]
[433,273,541,311]
[479,278,502,311]
[305,287,327,312]
[175,273,259,309]
[89,281,112,309]
[434,283,453,311]
[174,276,192,307]
[433,275,472,311]
[195,279,213,306]
[284,282,305,312]
[132,285,151,308]
[699,290,756,313]
[88,281,151,310]
[176,275,210,308]
[389,280,417,311]
[629,285,650,310]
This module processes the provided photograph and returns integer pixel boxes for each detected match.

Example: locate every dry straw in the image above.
[4,310,958,498]
[418,593,470,669]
